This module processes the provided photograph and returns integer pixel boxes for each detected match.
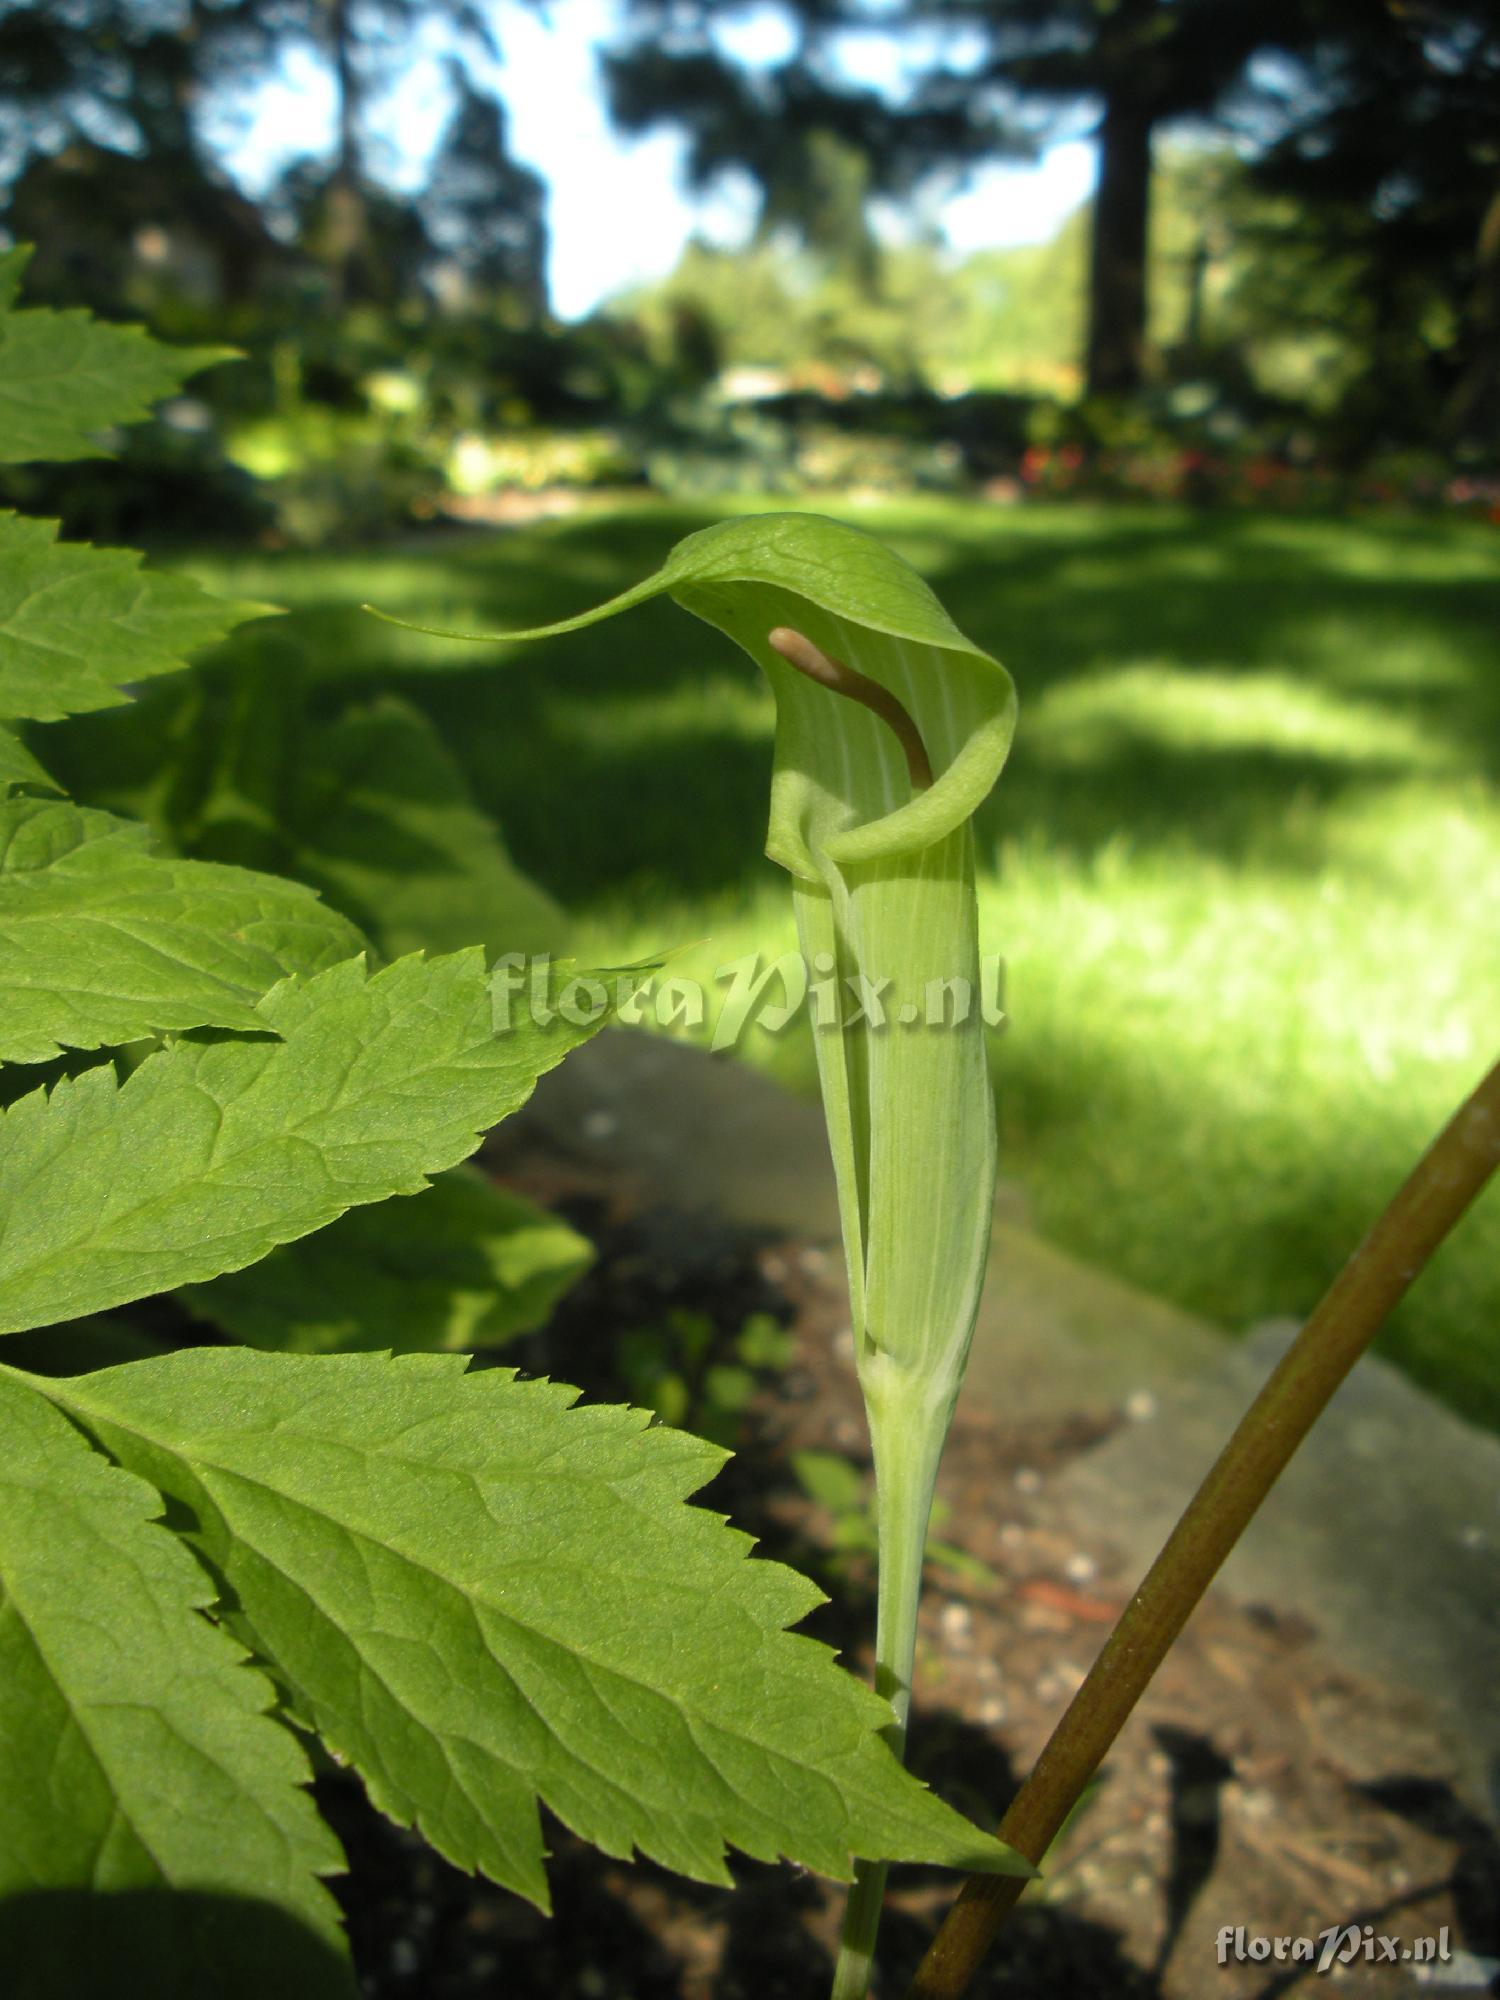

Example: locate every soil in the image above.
[320,1153,1500,2000]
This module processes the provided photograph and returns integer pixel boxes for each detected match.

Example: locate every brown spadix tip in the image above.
[766,626,934,791]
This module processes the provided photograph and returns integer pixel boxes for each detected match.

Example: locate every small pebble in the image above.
[1124,1389,1157,1422]
[833,1325,856,1360]
[938,1602,972,1646]
[1014,1467,1042,1495]
[977,1694,1007,1725]
[798,1245,828,1275]
[1021,1603,1072,1634]
[1064,1551,1097,1584]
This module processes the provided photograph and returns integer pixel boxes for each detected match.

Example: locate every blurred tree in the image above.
[0,0,294,311]
[418,61,548,317]
[924,0,1318,398]
[603,0,1320,396]
[0,0,542,313]
[1145,143,1368,414]
[1247,0,1500,443]
[271,0,506,304]
[8,138,299,320]
[602,20,998,301]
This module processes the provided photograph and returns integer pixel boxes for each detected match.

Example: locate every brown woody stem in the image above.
[768,626,934,790]
[907,1052,1500,2000]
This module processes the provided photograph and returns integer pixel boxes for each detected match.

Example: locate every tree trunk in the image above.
[1085,91,1154,398]
[1443,181,1500,441]
[322,0,368,301]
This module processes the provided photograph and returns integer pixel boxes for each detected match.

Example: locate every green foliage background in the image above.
[129,495,1500,1430]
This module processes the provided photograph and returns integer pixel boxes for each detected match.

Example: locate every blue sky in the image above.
[219,0,1096,320]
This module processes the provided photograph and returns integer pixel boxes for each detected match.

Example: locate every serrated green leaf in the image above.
[0,949,601,1333]
[31,1349,1031,1909]
[44,649,566,964]
[181,1165,591,1353]
[0,513,272,723]
[0,797,369,1064]
[0,304,233,464]
[0,1367,350,1997]
[0,721,58,794]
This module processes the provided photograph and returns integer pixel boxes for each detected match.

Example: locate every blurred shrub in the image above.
[446,428,637,495]
[222,405,438,543]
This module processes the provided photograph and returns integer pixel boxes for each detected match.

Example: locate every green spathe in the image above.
[370,512,1019,1991]
[372,510,1014,1405]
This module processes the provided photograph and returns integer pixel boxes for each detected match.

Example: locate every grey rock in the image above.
[1052,1317,1500,1802]
[502,1030,1500,1808]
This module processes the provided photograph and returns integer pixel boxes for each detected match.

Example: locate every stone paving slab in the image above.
[499,1028,1500,1811]
[1052,1319,1500,1806]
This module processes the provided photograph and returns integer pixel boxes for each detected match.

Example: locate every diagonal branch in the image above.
[908,1051,1500,2000]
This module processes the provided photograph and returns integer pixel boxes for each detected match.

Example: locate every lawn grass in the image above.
[177,496,1500,1427]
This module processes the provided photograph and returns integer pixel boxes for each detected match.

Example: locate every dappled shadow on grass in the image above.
[181,501,1500,904]
[134,500,1499,1422]
[437,679,775,906]
[191,516,779,905]
[912,511,1500,871]
[978,733,1439,879]
[990,993,1500,1426]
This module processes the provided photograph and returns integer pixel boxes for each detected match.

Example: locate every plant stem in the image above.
[831,1382,950,2000]
[907,1051,1500,2000]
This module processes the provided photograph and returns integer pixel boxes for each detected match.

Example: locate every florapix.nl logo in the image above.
[491,950,1008,1052]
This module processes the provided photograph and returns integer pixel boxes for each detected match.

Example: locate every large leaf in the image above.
[0,513,270,724]
[181,1166,591,1353]
[0,298,232,465]
[47,655,567,964]
[0,949,601,1333]
[30,1349,1031,1909]
[0,1367,350,1998]
[0,797,368,1064]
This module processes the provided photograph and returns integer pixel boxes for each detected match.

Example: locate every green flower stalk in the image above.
[369,512,1021,1995]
